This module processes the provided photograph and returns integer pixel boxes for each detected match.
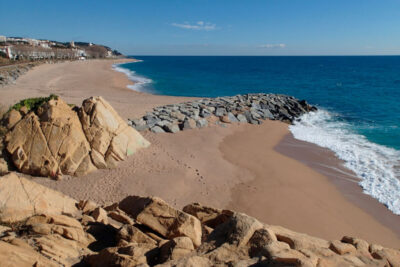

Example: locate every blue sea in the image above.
[113,56,400,215]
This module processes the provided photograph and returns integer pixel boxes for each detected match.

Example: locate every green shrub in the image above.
[9,94,59,112]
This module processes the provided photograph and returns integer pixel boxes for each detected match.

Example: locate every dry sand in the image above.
[1,59,399,248]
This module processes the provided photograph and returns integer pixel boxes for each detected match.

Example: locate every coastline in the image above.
[1,59,399,248]
[276,133,400,241]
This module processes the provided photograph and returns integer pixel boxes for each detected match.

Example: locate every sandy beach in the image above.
[1,59,399,248]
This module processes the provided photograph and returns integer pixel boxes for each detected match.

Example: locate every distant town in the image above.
[0,35,122,62]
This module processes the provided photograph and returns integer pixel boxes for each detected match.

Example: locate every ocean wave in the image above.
[289,109,400,215]
[112,63,152,92]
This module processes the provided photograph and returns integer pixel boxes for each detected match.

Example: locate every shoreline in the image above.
[276,133,400,240]
[1,59,399,248]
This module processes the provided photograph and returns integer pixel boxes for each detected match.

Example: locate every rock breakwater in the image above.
[129,93,317,133]
[0,172,399,266]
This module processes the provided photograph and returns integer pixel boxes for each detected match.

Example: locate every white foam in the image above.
[112,63,152,92]
[289,109,400,215]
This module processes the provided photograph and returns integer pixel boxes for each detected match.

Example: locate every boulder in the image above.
[215,107,226,117]
[182,118,197,131]
[77,199,98,214]
[160,236,195,262]
[0,173,79,223]
[164,123,180,133]
[196,118,208,128]
[119,196,202,247]
[108,210,134,225]
[227,112,239,123]
[151,125,165,133]
[236,113,248,123]
[182,203,233,228]
[117,224,157,245]
[5,98,95,177]
[91,207,109,224]
[79,96,150,169]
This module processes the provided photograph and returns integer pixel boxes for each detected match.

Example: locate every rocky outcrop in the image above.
[79,96,150,169]
[0,174,399,266]
[1,96,149,178]
[129,93,317,133]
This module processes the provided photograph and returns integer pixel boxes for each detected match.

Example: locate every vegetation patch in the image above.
[9,94,59,113]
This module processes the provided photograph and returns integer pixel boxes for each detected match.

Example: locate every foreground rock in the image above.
[0,173,79,223]
[1,95,150,178]
[129,93,317,133]
[1,173,399,266]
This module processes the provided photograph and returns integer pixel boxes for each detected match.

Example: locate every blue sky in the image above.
[1,0,400,55]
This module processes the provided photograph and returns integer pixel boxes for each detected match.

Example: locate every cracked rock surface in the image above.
[1,172,399,266]
[2,96,150,178]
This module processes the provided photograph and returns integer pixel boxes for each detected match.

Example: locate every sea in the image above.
[113,56,400,215]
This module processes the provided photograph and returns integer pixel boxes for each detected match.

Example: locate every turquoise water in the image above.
[114,56,400,214]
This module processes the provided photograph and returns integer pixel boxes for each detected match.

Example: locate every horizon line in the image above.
[126,54,400,57]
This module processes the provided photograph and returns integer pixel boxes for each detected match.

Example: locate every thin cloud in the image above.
[171,21,217,31]
[259,44,286,48]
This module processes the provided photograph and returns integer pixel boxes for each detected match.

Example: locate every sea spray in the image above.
[289,110,400,215]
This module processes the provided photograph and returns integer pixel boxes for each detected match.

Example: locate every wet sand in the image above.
[1,59,399,248]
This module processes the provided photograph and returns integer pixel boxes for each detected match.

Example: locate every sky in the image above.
[1,0,400,55]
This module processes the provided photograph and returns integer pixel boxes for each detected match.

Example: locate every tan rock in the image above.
[38,98,96,176]
[0,240,58,267]
[5,113,59,177]
[248,228,277,257]
[0,157,8,175]
[78,199,98,214]
[5,109,22,129]
[370,245,400,266]
[182,202,233,228]
[108,209,134,225]
[91,207,108,224]
[3,96,149,178]
[264,241,315,267]
[220,115,231,123]
[156,255,212,267]
[0,173,79,223]
[119,196,202,247]
[160,236,195,262]
[5,98,97,177]
[86,243,157,267]
[81,214,96,225]
[269,224,330,251]
[0,225,11,236]
[341,236,370,254]
[117,224,157,245]
[35,233,91,266]
[210,213,263,247]
[19,106,29,116]
[79,96,150,169]
[329,240,357,255]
